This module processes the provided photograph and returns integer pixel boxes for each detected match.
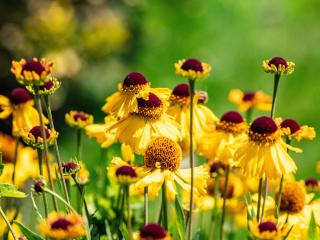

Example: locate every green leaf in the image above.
[175,197,186,240]
[192,229,201,240]
[307,212,320,240]
[0,183,27,198]
[119,222,128,240]
[13,221,44,240]
[0,152,4,176]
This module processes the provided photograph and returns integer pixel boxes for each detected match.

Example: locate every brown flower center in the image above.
[181,58,203,72]
[116,166,137,178]
[275,182,306,213]
[73,112,89,121]
[242,91,255,102]
[305,178,319,188]
[172,83,189,97]
[216,111,247,134]
[22,60,45,75]
[140,224,167,239]
[9,88,32,104]
[136,93,163,119]
[280,119,300,134]
[268,57,288,68]
[51,218,72,230]
[40,80,54,91]
[144,137,182,171]
[258,221,277,233]
[30,126,50,139]
[123,72,148,88]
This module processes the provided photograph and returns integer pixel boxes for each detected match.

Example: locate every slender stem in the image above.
[76,129,82,161]
[42,96,71,206]
[162,182,168,230]
[11,138,19,183]
[270,74,280,118]
[144,187,149,225]
[246,107,253,123]
[36,149,49,216]
[209,175,220,240]
[256,178,263,221]
[125,186,132,240]
[187,79,195,240]
[34,94,58,210]
[72,176,91,223]
[44,188,77,214]
[275,175,284,219]
[220,166,230,240]
[260,176,268,222]
[0,206,18,240]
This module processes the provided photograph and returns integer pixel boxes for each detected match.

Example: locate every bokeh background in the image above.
[0,0,319,183]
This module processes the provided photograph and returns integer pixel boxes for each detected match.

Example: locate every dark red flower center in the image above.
[30,126,50,139]
[51,218,72,230]
[116,166,137,178]
[280,119,300,134]
[73,112,88,121]
[242,91,255,102]
[258,221,277,233]
[9,88,32,104]
[140,224,167,238]
[181,58,203,72]
[22,60,45,75]
[250,116,277,134]
[210,162,226,174]
[172,83,189,97]
[34,180,45,193]
[123,72,148,87]
[220,111,244,124]
[40,80,54,91]
[305,178,319,187]
[268,57,288,68]
[137,93,162,108]
[62,162,79,173]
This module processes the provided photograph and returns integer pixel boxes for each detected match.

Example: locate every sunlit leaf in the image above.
[0,183,27,198]
[13,221,44,240]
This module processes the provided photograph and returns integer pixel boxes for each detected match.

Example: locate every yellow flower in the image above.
[248,219,291,240]
[0,210,22,240]
[106,93,182,154]
[37,212,86,239]
[121,143,135,163]
[228,88,271,112]
[167,83,218,151]
[22,126,58,149]
[175,58,211,80]
[137,223,171,240]
[11,58,55,85]
[280,118,316,141]
[26,78,61,96]
[198,111,247,166]
[133,137,208,200]
[65,111,93,129]
[262,57,295,75]
[85,116,117,148]
[102,72,170,119]
[0,88,48,136]
[235,116,301,179]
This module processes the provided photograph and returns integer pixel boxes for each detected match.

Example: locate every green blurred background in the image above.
[0,0,319,180]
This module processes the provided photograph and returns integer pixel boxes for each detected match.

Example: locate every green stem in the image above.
[162,182,168,230]
[246,107,253,123]
[125,186,132,240]
[44,188,77,214]
[270,74,280,118]
[0,205,18,240]
[187,78,195,240]
[256,178,263,221]
[220,166,230,240]
[209,175,220,240]
[260,176,268,222]
[11,138,19,183]
[42,96,71,206]
[144,186,148,225]
[72,176,91,223]
[36,149,49,216]
[34,94,58,211]
[76,129,82,161]
[274,175,284,219]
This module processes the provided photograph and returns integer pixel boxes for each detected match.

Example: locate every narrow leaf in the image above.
[175,197,186,240]
[0,183,27,198]
[307,212,319,240]
[13,221,44,240]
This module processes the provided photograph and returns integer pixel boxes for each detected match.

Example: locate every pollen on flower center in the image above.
[250,116,277,134]
[258,221,277,233]
[280,119,300,134]
[144,137,182,171]
[116,166,137,178]
[242,91,255,102]
[275,182,306,213]
[181,58,203,72]
[22,60,45,75]
[51,218,72,230]
[136,93,163,119]
[9,88,32,104]
[30,126,50,139]
[140,223,167,239]
[123,72,148,87]
[268,57,288,68]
